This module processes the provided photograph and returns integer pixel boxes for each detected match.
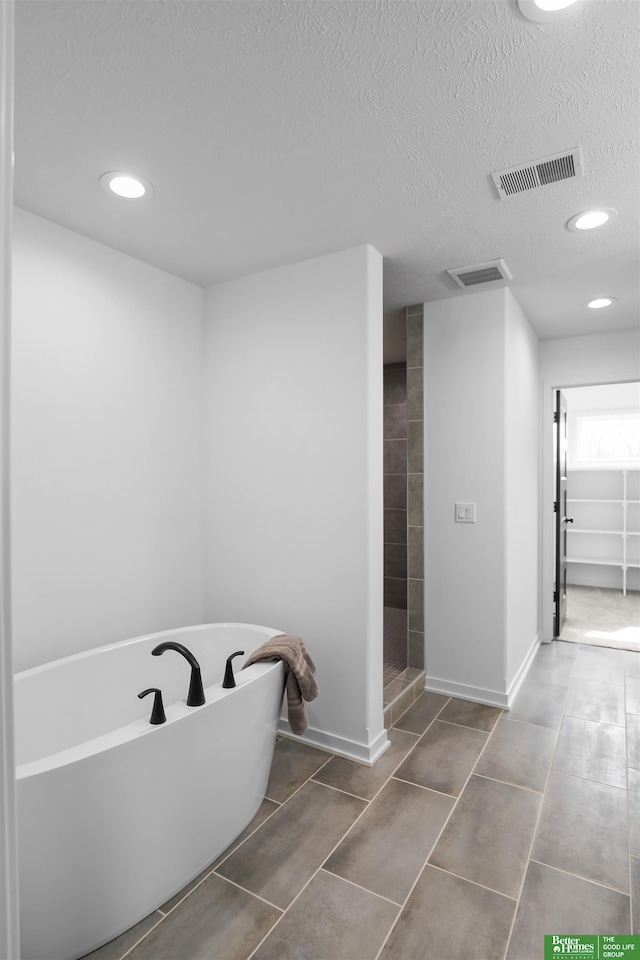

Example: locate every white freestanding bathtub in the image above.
[14,623,286,960]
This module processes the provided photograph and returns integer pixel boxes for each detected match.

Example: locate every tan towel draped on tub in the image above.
[243,634,318,735]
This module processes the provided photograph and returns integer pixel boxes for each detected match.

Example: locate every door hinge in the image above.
[553,411,558,423]
[553,501,558,512]
[553,590,558,604]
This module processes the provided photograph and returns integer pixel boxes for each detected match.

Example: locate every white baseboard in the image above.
[425,632,542,711]
[506,632,541,706]
[424,676,509,709]
[277,720,390,766]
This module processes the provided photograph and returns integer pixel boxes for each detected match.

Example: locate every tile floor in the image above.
[84,640,639,960]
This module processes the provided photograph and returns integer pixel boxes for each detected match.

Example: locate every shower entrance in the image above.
[382,304,425,723]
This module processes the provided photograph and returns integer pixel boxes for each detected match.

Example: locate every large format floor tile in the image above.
[632,858,640,935]
[532,771,629,893]
[324,777,454,904]
[211,799,280,870]
[312,727,418,801]
[629,768,640,858]
[436,697,502,732]
[392,690,449,735]
[565,676,626,726]
[394,720,488,796]
[553,715,627,788]
[526,655,577,687]
[474,717,556,793]
[507,861,631,960]
[628,713,640,769]
[265,738,331,803]
[536,640,580,661]
[624,650,640,677]
[628,676,640,715]
[508,677,568,729]
[252,869,399,960]
[216,780,366,909]
[379,865,516,960]
[573,647,626,686]
[125,874,280,960]
[160,798,280,914]
[429,775,541,898]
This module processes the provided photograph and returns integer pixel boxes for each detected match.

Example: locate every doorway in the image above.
[554,382,640,652]
[382,304,425,720]
[383,358,408,686]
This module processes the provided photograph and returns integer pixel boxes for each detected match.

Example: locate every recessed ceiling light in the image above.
[100,171,153,199]
[567,208,617,231]
[534,0,578,9]
[585,298,616,309]
[517,0,583,22]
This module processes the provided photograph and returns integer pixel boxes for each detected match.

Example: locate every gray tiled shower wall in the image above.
[407,304,424,671]
[383,304,424,672]
[383,362,407,609]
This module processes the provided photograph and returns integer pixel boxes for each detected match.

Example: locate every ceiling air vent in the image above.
[491,148,583,199]
[447,258,512,289]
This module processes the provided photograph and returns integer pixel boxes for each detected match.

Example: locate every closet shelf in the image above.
[567,557,627,567]
[566,469,639,596]
[568,498,622,504]
[569,528,623,535]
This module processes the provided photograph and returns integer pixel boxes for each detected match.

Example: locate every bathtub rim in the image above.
[15,622,286,779]
[14,621,284,681]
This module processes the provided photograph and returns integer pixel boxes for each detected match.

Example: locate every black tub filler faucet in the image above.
[151,641,205,706]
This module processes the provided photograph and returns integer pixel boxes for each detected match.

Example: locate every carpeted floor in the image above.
[561,584,640,652]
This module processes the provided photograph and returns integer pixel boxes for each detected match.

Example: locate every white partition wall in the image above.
[424,291,507,701]
[504,292,540,688]
[424,288,540,707]
[202,245,387,764]
[0,2,19,956]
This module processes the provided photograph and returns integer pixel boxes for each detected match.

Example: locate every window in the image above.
[569,411,640,470]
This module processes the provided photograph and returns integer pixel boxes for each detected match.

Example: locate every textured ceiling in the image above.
[13,0,640,340]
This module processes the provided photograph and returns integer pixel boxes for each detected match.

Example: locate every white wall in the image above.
[202,245,387,764]
[504,291,540,686]
[424,288,540,706]
[566,381,640,417]
[1,4,20,956]
[424,289,508,702]
[12,216,385,763]
[540,329,640,640]
[11,208,205,671]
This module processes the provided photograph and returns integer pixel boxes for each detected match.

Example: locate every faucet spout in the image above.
[151,641,205,707]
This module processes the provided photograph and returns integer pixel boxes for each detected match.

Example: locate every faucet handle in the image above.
[222,650,245,689]
[138,687,166,724]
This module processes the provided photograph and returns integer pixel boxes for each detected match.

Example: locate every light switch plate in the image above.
[455,502,476,523]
